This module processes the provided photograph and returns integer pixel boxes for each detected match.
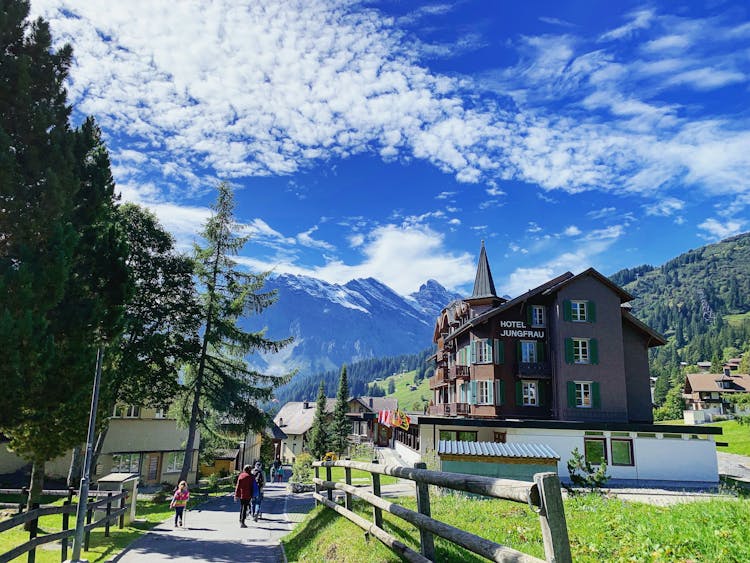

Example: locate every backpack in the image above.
[253,468,265,489]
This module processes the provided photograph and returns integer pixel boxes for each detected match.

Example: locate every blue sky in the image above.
[31,0,750,297]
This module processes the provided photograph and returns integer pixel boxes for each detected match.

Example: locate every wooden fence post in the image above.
[84,503,92,551]
[27,502,39,563]
[314,465,320,506]
[414,462,435,561]
[18,487,28,514]
[371,458,383,529]
[62,499,71,561]
[119,494,126,529]
[105,492,112,537]
[534,472,572,563]
[344,458,353,511]
[326,466,333,502]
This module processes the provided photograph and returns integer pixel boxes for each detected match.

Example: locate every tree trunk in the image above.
[67,445,82,488]
[179,375,202,483]
[24,458,45,529]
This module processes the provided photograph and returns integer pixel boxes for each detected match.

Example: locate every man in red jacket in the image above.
[234,464,256,527]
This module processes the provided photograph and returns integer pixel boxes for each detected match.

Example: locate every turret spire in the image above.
[471,240,497,298]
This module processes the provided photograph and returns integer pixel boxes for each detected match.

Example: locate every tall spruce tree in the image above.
[330,365,351,455]
[178,182,294,482]
[308,381,330,459]
[0,3,130,509]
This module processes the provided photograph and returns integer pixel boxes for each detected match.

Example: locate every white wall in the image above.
[418,423,719,484]
[394,441,421,467]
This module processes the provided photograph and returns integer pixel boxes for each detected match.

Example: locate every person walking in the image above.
[234,464,256,527]
[170,481,190,528]
[250,461,265,521]
[272,458,282,483]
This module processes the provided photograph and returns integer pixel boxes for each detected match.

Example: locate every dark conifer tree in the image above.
[330,365,351,455]
[308,381,330,459]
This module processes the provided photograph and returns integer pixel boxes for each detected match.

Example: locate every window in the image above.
[575,381,592,408]
[112,453,140,473]
[611,439,634,466]
[571,301,587,322]
[472,339,492,364]
[439,430,477,442]
[477,380,492,404]
[522,381,537,406]
[154,408,166,419]
[520,341,538,363]
[574,338,590,364]
[531,305,545,327]
[584,438,607,464]
[112,405,140,418]
[164,452,184,473]
[493,432,507,443]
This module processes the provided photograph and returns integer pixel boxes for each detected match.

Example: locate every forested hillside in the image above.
[272,348,434,407]
[611,232,750,417]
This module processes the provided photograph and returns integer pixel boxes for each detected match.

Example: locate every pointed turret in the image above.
[471,241,497,298]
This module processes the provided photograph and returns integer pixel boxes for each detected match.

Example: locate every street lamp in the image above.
[238,439,245,470]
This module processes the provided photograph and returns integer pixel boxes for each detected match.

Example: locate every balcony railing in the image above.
[429,368,449,389]
[449,365,470,380]
[427,402,470,417]
[517,361,551,377]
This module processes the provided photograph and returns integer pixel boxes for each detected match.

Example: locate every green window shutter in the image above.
[487,380,494,405]
[590,339,599,365]
[495,380,505,405]
[469,380,477,405]
[567,381,576,408]
[470,342,477,364]
[563,300,572,321]
[537,341,546,362]
[515,381,523,406]
[564,338,574,364]
[527,306,533,325]
[493,339,504,364]
[592,382,601,409]
[588,301,597,323]
[538,382,545,406]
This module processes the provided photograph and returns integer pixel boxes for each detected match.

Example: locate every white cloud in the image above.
[698,218,744,241]
[563,225,581,236]
[599,9,654,42]
[644,197,684,217]
[296,226,336,251]
[485,186,505,196]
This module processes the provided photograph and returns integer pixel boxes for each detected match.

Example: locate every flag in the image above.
[377,409,391,427]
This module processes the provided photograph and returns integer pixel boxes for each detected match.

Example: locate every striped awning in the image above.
[438,440,559,460]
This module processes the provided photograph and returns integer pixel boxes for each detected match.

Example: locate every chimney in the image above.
[724,367,731,377]
[303,401,310,409]
[279,417,284,427]
[369,397,373,408]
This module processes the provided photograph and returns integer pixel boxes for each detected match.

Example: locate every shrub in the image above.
[566,447,609,494]
[206,472,219,491]
[291,453,314,484]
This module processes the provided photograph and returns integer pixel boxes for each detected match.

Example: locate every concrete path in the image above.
[111,482,314,563]
[717,451,750,483]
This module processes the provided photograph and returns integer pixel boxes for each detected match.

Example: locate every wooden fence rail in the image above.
[312,459,571,563]
[0,490,128,563]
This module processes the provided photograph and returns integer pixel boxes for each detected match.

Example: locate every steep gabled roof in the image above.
[685,372,750,393]
[621,309,667,347]
[470,241,497,299]
[541,267,634,303]
[273,399,336,436]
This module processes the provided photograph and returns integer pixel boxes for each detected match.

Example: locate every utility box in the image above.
[96,472,139,524]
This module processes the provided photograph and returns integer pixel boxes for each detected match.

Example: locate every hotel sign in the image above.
[498,320,545,339]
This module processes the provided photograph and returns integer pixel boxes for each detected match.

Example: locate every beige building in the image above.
[0,405,200,485]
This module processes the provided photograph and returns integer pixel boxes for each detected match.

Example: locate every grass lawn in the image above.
[711,420,750,456]
[323,465,399,487]
[379,369,430,412]
[0,484,234,562]
[282,493,750,562]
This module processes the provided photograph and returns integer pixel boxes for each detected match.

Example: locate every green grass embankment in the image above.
[374,369,430,412]
[282,493,750,562]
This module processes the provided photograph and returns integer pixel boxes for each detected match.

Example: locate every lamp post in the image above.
[67,346,104,563]
[238,439,245,470]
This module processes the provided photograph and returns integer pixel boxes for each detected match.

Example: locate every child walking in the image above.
[170,480,189,527]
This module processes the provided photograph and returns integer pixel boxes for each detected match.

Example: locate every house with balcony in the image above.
[683,368,750,424]
[429,242,664,424]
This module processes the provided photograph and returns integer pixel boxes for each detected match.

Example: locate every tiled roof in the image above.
[685,373,750,393]
[352,396,398,412]
[437,440,560,460]
[273,399,336,435]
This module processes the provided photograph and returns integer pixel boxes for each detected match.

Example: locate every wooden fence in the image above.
[312,459,571,563]
[0,488,128,563]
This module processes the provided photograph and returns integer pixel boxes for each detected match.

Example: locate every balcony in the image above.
[429,367,449,389]
[449,365,470,381]
[517,361,552,377]
[427,402,470,417]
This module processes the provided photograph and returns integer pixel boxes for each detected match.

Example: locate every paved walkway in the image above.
[717,451,750,483]
[111,482,314,562]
